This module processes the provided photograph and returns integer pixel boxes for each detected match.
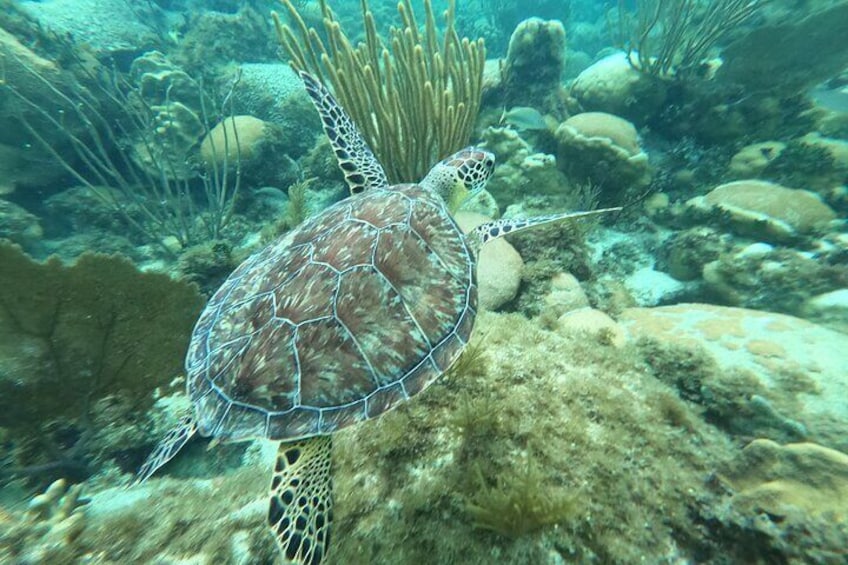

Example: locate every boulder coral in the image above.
[728,141,786,178]
[555,112,651,204]
[569,52,668,124]
[689,180,837,242]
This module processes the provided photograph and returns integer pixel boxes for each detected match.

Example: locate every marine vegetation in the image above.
[0,242,203,484]
[614,0,769,79]
[274,0,486,183]
[2,48,244,250]
[465,457,580,538]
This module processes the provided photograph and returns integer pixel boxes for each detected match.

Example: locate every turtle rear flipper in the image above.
[132,415,197,485]
[268,435,333,565]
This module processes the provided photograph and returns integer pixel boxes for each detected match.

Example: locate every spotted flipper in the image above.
[268,435,333,565]
[298,71,388,196]
[467,208,622,253]
[132,414,197,486]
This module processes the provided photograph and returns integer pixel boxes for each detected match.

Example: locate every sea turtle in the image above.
[136,71,615,564]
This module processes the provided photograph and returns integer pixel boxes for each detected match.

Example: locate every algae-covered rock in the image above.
[0,199,42,248]
[44,311,738,564]
[701,246,847,316]
[722,439,848,521]
[714,439,848,561]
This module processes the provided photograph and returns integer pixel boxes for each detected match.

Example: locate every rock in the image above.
[688,180,837,242]
[802,288,848,333]
[556,307,626,347]
[0,199,42,248]
[623,267,684,306]
[454,212,524,310]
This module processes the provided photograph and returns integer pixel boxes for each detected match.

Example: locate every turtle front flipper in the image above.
[298,71,389,195]
[268,435,333,565]
[467,207,622,253]
[132,414,197,485]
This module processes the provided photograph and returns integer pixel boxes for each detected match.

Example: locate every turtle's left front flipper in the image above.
[467,207,621,253]
[268,435,333,565]
[132,414,197,486]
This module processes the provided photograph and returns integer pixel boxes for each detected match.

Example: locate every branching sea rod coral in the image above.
[274,0,485,183]
[614,0,769,79]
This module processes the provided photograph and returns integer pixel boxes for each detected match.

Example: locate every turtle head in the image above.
[421,147,495,213]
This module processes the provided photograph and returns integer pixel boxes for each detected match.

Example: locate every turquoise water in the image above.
[1,1,846,563]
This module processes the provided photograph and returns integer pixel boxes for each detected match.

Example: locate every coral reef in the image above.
[622,304,848,452]
[3,311,739,564]
[701,246,848,316]
[479,126,573,209]
[19,0,162,57]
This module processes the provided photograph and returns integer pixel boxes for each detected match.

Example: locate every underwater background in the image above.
[1,0,847,563]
